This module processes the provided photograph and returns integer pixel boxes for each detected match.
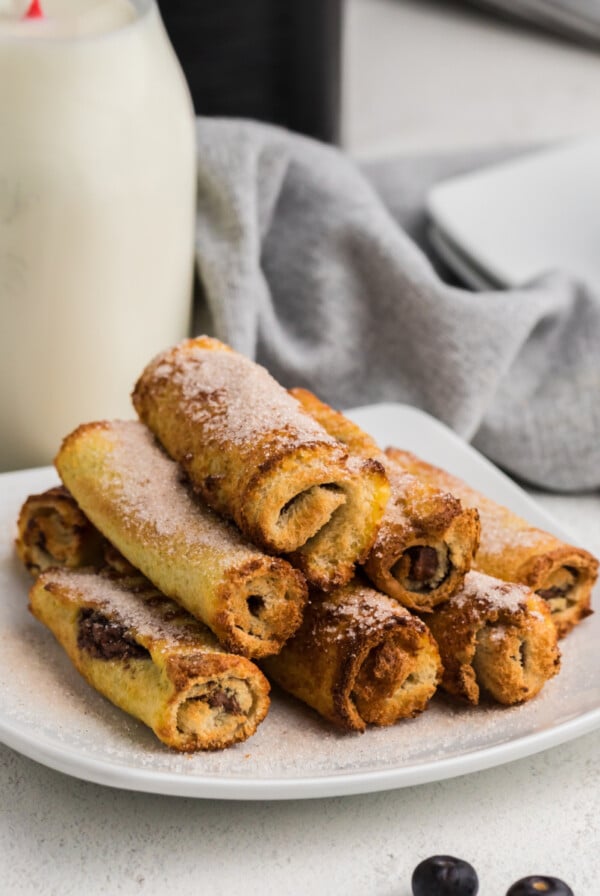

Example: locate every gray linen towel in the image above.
[194,118,600,492]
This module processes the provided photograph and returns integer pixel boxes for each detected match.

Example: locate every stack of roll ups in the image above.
[16,337,597,750]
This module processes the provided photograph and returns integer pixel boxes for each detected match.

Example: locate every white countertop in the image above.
[2,488,599,895]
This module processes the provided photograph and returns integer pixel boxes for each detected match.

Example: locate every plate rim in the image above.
[1,704,599,800]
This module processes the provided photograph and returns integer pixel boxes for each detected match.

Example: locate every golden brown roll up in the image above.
[16,487,147,580]
[132,337,390,590]
[426,570,560,705]
[263,579,442,732]
[387,449,598,637]
[289,388,383,460]
[290,389,480,612]
[55,420,307,659]
[30,567,270,751]
[15,486,107,576]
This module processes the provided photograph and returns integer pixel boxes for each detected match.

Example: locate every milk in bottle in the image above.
[0,0,196,470]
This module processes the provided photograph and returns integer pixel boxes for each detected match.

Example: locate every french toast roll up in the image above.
[387,449,598,637]
[263,580,442,732]
[16,486,147,579]
[55,420,307,659]
[132,337,390,590]
[290,389,480,611]
[30,568,270,751]
[426,571,560,705]
[16,486,107,577]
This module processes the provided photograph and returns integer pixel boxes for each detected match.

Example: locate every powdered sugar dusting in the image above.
[317,581,417,640]
[453,570,529,612]
[40,567,216,650]
[475,503,547,556]
[147,343,340,452]
[97,421,268,562]
[386,450,551,557]
[298,581,425,651]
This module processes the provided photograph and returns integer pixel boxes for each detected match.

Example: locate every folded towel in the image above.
[194,118,600,492]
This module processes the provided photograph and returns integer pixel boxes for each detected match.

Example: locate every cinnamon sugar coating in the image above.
[263,579,442,732]
[132,338,390,590]
[426,570,561,705]
[55,420,307,658]
[387,449,598,637]
[30,567,270,751]
[290,388,480,610]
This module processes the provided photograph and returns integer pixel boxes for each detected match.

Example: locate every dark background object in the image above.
[158,0,344,144]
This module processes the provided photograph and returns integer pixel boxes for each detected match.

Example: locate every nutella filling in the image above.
[26,514,75,569]
[392,543,451,594]
[202,688,242,715]
[408,546,440,583]
[176,682,249,736]
[77,609,150,661]
[536,566,578,611]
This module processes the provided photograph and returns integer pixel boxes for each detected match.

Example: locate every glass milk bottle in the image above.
[0,0,196,471]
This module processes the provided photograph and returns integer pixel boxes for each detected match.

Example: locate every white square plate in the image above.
[0,404,598,800]
[426,138,600,291]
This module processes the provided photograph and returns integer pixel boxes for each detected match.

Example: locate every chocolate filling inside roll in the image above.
[31,567,272,751]
[17,487,106,576]
[28,513,75,567]
[536,565,580,612]
[350,631,441,726]
[76,609,261,741]
[176,677,255,737]
[391,542,451,594]
[77,610,150,661]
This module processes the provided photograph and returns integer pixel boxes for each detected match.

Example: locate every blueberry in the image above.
[505,876,574,896]
[412,855,479,896]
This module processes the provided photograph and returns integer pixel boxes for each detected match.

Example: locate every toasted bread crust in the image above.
[290,389,480,609]
[132,338,390,589]
[55,420,307,658]
[264,579,441,731]
[30,567,270,751]
[426,571,561,705]
[387,448,598,636]
[15,485,107,576]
